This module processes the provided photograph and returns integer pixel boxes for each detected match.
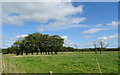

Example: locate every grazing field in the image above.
[2,51,119,73]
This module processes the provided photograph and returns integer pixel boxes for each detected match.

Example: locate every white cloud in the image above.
[70,17,86,24]
[0,34,3,41]
[1,34,29,48]
[1,34,17,48]
[107,21,120,27]
[3,41,15,44]
[0,34,3,48]
[2,0,119,2]
[37,17,87,31]
[16,34,28,38]
[61,36,71,46]
[0,2,2,26]
[95,24,102,27]
[16,34,28,41]
[37,28,45,32]
[83,35,93,38]
[16,34,28,42]
[37,23,87,32]
[3,2,84,25]
[61,36,78,47]
[61,36,68,40]
[3,2,87,31]
[82,28,109,34]
[99,34,119,40]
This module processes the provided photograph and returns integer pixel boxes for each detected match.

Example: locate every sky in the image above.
[1,2,119,48]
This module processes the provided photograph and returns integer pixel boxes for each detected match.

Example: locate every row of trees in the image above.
[2,32,119,55]
[3,47,120,54]
[3,46,120,55]
[6,33,64,56]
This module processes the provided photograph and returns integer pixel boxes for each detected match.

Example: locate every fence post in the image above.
[49,71,52,75]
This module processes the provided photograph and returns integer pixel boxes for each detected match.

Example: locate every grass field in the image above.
[0,53,2,74]
[2,51,119,73]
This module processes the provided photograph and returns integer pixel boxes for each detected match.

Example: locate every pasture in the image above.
[2,51,119,73]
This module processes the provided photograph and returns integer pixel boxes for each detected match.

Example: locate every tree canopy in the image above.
[6,32,64,55]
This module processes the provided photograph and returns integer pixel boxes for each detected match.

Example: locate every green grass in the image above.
[2,51,119,73]
[0,54,2,74]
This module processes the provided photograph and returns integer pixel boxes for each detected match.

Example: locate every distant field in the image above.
[2,51,119,73]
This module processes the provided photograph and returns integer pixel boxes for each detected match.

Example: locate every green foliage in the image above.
[6,32,64,55]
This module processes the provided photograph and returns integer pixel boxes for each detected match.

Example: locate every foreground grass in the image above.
[0,53,2,74]
[2,51,119,73]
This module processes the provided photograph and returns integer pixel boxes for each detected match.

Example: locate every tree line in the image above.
[3,46,119,55]
[2,32,119,55]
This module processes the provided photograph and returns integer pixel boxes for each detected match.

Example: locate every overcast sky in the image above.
[1,2,119,48]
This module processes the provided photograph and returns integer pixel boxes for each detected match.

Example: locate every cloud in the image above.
[61,36,78,47]
[82,34,118,48]
[0,34,3,48]
[16,34,28,38]
[1,0,119,2]
[82,28,109,34]
[61,36,72,46]
[95,24,102,27]
[3,2,84,25]
[83,35,93,38]
[1,34,17,48]
[16,34,28,41]
[107,21,120,27]
[37,28,45,32]
[1,34,29,48]
[1,34,30,48]
[0,34,3,41]
[0,2,2,26]
[37,18,87,31]
[3,2,87,31]
[99,34,119,40]
[3,41,15,44]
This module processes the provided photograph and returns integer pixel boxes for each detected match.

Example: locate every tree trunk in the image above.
[95,48,97,54]
[21,52,23,55]
[51,51,53,55]
[48,52,50,55]
[55,51,58,54]
[100,49,102,54]
[40,52,42,54]
[36,51,39,55]
[25,52,28,55]
[31,52,33,55]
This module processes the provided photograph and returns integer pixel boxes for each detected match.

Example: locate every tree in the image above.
[93,41,98,54]
[8,32,64,56]
[13,40,23,55]
[73,44,78,52]
[51,35,64,54]
[93,39,110,54]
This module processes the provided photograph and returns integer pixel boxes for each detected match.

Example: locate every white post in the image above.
[49,71,52,75]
